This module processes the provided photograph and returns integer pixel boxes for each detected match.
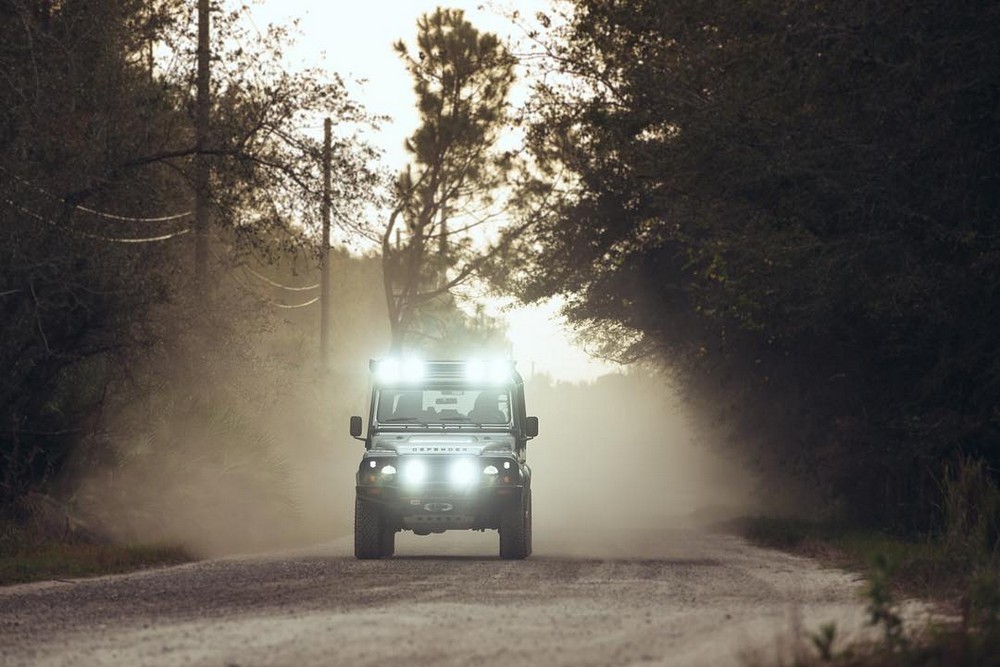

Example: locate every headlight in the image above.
[381,465,396,475]
[449,459,478,486]
[403,459,427,485]
[483,465,499,475]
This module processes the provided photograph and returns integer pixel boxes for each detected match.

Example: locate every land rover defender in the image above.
[348,359,538,559]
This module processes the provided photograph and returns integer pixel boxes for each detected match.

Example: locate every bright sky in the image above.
[244,0,620,383]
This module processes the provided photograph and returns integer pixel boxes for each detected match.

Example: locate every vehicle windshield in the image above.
[376,387,511,426]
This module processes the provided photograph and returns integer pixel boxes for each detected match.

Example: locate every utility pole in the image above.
[320,117,332,369]
[194,0,210,286]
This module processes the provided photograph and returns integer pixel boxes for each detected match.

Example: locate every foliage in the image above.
[0,0,189,505]
[809,622,838,663]
[740,504,1000,666]
[0,0,379,514]
[0,515,190,586]
[514,0,1000,530]
[941,458,1000,564]
[161,3,382,260]
[740,458,999,602]
[382,8,527,352]
[866,553,907,650]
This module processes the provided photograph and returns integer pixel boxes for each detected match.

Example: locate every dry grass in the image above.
[0,519,191,586]
[734,496,999,665]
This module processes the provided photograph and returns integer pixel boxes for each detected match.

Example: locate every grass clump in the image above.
[0,518,191,586]
[739,458,1000,666]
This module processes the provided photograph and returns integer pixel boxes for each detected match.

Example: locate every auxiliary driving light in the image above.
[401,358,425,382]
[374,358,426,384]
[403,459,427,485]
[465,359,511,384]
[449,459,478,486]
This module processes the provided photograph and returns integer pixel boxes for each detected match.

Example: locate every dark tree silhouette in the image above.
[511,0,1000,530]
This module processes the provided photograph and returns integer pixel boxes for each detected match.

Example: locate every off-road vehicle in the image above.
[349,359,538,559]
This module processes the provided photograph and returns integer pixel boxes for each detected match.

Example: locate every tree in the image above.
[0,0,192,505]
[0,0,380,507]
[382,8,519,352]
[513,0,1000,528]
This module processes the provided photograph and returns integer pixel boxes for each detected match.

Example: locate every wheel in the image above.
[524,489,532,557]
[354,498,383,559]
[380,525,396,558]
[499,489,531,560]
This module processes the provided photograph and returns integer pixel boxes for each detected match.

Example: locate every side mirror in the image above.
[349,416,363,438]
[525,416,539,439]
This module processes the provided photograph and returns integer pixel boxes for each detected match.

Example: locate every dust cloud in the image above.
[67,254,389,558]
[525,370,757,557]
[71,366,757,558]
[67,276,755,557]
[69,352,378,558]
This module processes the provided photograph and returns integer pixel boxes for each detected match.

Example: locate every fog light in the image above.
[449,459,477,486]
[403,459,427,485]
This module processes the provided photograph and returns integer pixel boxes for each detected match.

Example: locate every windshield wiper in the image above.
[383,417,425,424]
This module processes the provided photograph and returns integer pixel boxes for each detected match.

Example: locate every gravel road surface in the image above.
[0,525,882,666]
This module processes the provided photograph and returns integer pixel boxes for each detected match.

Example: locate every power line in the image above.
[242,264,319,291]
[0,164,193,224]
[2,197,192,243]
[268,295,319,309]
[73,206,192,223]
[209,245,320,310]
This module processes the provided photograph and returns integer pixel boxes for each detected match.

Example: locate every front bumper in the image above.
[356,455,525,531]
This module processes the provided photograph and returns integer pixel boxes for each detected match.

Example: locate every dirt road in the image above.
[0,526,881,666]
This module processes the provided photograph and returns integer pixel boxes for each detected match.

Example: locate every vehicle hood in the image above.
[371,433,515,456]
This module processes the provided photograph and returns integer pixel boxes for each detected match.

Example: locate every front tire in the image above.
[380,525,396,558]
[499,489,531,560]
[355,498,384,559]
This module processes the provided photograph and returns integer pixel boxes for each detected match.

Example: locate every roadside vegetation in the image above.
[505,4,1000,661]
[507,0,1000,538]
[738,458,999,665]
[0,517,190,586]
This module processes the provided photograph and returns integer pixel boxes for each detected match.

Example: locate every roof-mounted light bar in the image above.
[464,359,513,384]
[369,359,515,384]
[371,358,426,384]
